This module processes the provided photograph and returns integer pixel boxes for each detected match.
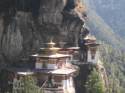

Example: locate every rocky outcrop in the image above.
[38,0,65,25]
[74,64,94,93]
[0,0,87,66]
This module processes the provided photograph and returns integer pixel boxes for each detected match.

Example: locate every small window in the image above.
[42,60,48,68]
[91,55,95,59]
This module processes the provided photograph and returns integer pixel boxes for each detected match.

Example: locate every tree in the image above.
[85,68,105,93]
[12,75,43,93]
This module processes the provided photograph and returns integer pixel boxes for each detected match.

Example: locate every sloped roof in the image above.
[31,53,70,59]
[84,34,96,40]
[49,68,76,75]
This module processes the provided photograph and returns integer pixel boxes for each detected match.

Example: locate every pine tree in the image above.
[85,68,105,93]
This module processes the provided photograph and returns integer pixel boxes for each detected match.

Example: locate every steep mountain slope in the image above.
[86,10,125,48]
[81,0,125,49]
[81,0,125,92]
[85,0,125,39]
[100,44,125,93]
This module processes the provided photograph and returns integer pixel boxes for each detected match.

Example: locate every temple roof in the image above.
[31,53,71,59]
[8,67,76,75]
[17,72,34,76]
[84,34,96,40]
[40,47,61,50]
[49,68,76,75]
[66,47,80,50]
[85,43,100,47]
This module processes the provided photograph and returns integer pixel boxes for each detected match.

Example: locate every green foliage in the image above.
[23,76,42,93]
[85,68,105,93]
[100,43,125,93]
[12,76,43,93]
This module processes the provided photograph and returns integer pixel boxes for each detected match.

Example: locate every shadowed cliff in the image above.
[0,0,86,67]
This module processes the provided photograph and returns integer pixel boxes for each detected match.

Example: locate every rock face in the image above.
[74,64,93,93]
[0,0,87,67]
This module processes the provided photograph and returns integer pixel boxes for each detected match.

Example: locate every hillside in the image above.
[100,44,125,93]
[81,0,125,92]
[83,0,125,39]
[81,0,125,49]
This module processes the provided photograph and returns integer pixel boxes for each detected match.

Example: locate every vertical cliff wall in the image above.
[0,0,86,67]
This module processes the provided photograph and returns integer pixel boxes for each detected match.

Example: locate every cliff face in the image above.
[0,0,86,67]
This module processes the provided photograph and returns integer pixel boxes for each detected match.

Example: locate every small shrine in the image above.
[84,34,100,64]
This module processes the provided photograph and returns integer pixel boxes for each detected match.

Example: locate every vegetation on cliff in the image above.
[12,76,42,93]
[85,68,105,93]
[100,44,125,93]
